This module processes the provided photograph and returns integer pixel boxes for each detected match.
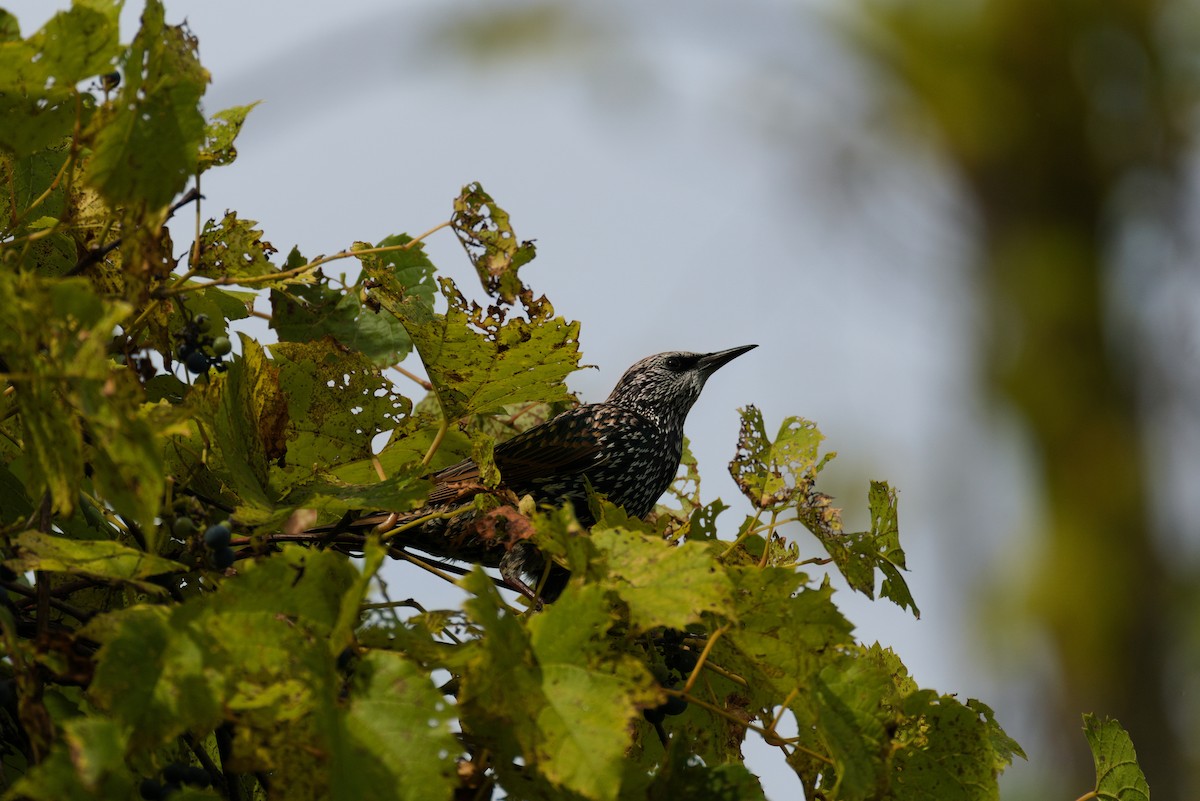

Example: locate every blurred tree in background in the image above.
[851,1,1199,798]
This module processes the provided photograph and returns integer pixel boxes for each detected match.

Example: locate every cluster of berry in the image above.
[171,517,236,570]
[175,315,232,375]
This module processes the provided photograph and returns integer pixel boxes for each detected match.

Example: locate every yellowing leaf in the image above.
[368,275,581,420]
[8,531,185,582]
[452,182,537,304]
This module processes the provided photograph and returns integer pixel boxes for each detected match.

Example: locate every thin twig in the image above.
[394,364,432,391]
[155,221,452,296]
[674,691,833,765]
[682,624,729,695]
[0,581,93,623]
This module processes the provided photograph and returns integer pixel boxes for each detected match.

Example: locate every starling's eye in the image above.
[663,356,684,371]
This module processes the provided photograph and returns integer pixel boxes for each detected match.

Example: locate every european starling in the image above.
[322,345,756,599]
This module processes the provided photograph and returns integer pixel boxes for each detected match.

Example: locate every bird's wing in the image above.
[426,406,606,506]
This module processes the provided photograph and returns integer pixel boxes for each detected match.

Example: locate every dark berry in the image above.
[184,350,210,374]
[661,695,689,716]
[180,765,211,787]
[211,336,232,356]
[665,647,698,674]
[162,763,187,784]
[139,778,164,800]
[643,706,666,725]
[213,546,235,570]
[100,72,121,90]
[203,524,231,548]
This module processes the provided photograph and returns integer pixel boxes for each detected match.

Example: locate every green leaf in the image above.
[892,694,1002,801]
[269,338,410,476]
[868,481,919,616]
[0,274,154,521]
[0,3,120,156]
[28,1,121,84]
[722,568,854,697]
[195,212,278,279]
[85,548,355,751]
[273,235,435,364]
[7,531,184,585]
[272,282,408,364]
[647,742,767,800]
[456,573,655,801]
[729,405,828,509]
[282,468,430,520]
[452,181,538,303]
[0,149,69,237]
[1083,715,1149,801]
[358,233,438,310]
[83,605,224,749]
[0,463,34,525]
[967,698,1026,770]
[332,651,458,801]
[185,336,289,517]
[214,547,358,631]
[589,520,735,633]
[198,102,259,172]
[728,407,918,616]
[804,655,900,799]
[85,0,208,209]
[368,275,582,420]
[5,716,133,801]
[808,480,919,618]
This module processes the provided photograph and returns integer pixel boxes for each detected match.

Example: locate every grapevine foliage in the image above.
[0,3,1144,800]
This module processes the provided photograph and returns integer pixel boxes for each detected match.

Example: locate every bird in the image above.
[318,345,757,601]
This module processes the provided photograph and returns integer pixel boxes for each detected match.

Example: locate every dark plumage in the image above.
[324,345,756,599]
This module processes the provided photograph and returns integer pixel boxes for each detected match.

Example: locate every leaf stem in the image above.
[768,688,800,732]
[422,417,449,467]
[719,511,765,559]
[682,624,729,695]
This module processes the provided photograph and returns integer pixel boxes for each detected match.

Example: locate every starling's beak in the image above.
[697,344,757,376]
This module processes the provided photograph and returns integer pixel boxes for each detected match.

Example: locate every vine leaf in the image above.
[0,3,121,156]
[729,404,829,509]
[1083,715,1150,801]
[271,233,442,365]
[452,181,537,304]
[195,212,278,279]
[365,274,582,420]
[454,573,656,801]
[332,650,459,801]
[198,102,259,172]
[589,516,735,633]
[729,406,918,617]
[85,0,208,209]
[7,531,185,588]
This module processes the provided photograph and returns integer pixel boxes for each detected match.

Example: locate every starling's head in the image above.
[606,345,757,428]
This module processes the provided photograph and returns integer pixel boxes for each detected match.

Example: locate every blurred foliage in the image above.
[0,1,1153,799]
[851,0,1199,797]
